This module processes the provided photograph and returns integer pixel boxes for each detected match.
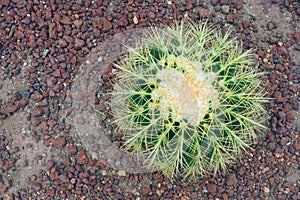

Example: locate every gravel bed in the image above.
[0,0,299,199]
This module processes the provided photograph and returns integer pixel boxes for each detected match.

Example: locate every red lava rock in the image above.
[242,20,250,28]
[280,137,290,146]
[58,39,68,48]
[78,150,88,164]
[278,46,288,56]
[226,174,238,186]
[10,53,19,64]
[73,20,83,29]
[293,141,300,150]
[273,91,284,102]
[207,183,217,194]
[32,107,43,117]
[292,32,300,42]
[0,113,8,119]
[74,38,85,50]
[53,69,61,77]
[18,99,29,107]
[47,76,57,87]
[267,142,276,151]
[0,184,8,193]
[234,2,243,10]
[220,0,229,5]
[148,12,156,19]
[28,35,37,48]
[48,23,57,39]
[5,103,18,113]
[117,15,129,27]
[199,8,208,18]
[142,187,151,196]
[60,16,72,25]
[100,17,112,32]
[68,146,77,156]
[56,137,67,148]
[57,55,66,62]
[286,113,295,121]
[210,0,218,6]
[237,167,245,175]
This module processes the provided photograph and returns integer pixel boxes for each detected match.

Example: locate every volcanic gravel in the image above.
[0,0,299,199]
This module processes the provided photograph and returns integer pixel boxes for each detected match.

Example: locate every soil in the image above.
[0,0,299,199]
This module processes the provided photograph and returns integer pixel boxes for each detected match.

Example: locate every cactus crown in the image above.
[107,21,268,179]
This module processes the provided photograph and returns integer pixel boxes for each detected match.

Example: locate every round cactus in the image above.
[107,21,268,179]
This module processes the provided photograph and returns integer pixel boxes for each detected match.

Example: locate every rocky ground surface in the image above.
[0,0,299,199]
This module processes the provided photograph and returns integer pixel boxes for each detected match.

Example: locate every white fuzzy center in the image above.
[151,56,219,126]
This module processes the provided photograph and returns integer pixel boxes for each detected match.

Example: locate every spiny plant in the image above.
[106,21,268,180]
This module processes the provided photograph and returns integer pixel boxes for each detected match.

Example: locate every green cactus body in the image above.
[108,21,268,179]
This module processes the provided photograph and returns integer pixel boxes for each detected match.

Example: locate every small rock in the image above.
[58,39,68,48]
[226,174,238,186]
[237,167,245,175]
[73,20,83,29]
[207,183,217,194]
[28,35,36,48]
[220,0,229,5]
[0,113,8,119]
[211,0,218,6]
[5,103,18,113]
[68,146,77,156]
[286,113,295,121]
[273,58,281,64]
[32,107,43,117]
[74,38,85,50]
[118,170,126,176]
[267,142,276,151]
[199,8,208,17]
[263,186,270,193]
[60,16,72,25]
[53,69,61,77]
[234,2,243,10]
[221,5,230,14]
[293,141,300,150]
[242,20,250,28]
[56,55,66,62]
[273,91,283,102]
[100,17,112,31]
[47,76,57,87]
[280,137,290,146]
[148,12,156,19]
[133,15,139,24]
[117,15,128,27]
[48,23,57,39]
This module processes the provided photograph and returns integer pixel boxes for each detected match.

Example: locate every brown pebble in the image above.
[47,76,57,87]
[234,2,243,10]
[199,8,208,18]
[32,107,43,117]
[60,16,72,25]
[280,137,290,146]
[48,22,57,39]
[58,39,68,48]
[74,38,85,50]
[68,146,77,156]
[273,91,284,102]
[100,17,112,32]
[226,173,238,186]
[148,12,156,19]
[207,183,217,194]
[0,112,8,119]
[5,103,18,113]
[267,142,276,151]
